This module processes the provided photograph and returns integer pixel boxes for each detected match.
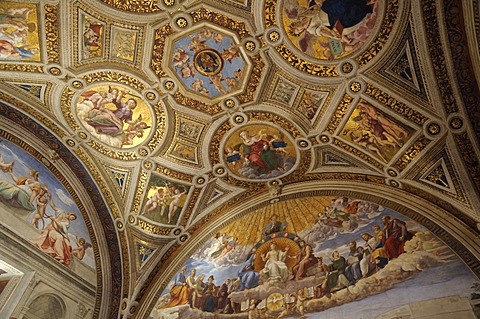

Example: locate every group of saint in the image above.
[315,215,413,297]
[163,213,413,315]
[162,267,245,314]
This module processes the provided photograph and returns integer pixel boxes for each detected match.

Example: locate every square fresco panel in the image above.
[0,1,41,61]
[341,101,413,163]
[81,13,105,60]
[110,26,138,63]
[140,174,189,225]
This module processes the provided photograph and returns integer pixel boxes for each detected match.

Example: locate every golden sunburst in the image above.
[221,196,336,246]
[253,237,301,272]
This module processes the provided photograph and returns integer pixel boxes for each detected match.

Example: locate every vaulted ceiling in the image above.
[0,0,479,318]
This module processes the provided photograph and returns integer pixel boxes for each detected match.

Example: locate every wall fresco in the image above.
[151,196,478,318]
[0,140,95,272]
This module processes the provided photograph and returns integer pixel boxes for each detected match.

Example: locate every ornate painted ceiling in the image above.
[0,0,479,318]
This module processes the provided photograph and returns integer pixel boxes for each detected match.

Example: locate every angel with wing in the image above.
[72,236,92,260]
[122,114,150,146]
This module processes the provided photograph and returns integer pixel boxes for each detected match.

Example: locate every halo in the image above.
[254,237,301,272]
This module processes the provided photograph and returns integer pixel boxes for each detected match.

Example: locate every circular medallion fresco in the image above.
[223,124,297,180]
[282,0,381,60]
[75,85,153,148]
[194,49,223,76]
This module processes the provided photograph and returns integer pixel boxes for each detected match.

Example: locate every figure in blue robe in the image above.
[238,255,259,291]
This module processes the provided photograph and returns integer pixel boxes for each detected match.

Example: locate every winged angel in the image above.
[284,0,378,59]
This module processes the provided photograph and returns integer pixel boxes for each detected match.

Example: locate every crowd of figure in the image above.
[315,215,412,299]
[162,213,413,316]
[162,267,240,313]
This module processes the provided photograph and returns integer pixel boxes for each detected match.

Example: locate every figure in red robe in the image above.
[381,215,413,259]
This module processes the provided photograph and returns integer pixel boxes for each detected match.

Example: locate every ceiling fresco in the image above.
[0,0,479,319]
[169,27,248,100]
[281,0,382,60]
[76,84,153,148]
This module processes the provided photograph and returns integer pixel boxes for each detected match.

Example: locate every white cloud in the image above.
[0,144,28,173]
[56,188,75,206]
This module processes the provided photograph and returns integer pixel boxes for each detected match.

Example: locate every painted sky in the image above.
[0,139,95,268]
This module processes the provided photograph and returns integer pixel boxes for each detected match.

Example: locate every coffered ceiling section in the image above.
[0,0,479,318]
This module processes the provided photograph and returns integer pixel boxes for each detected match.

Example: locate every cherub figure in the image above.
[80,89,109,108]
[350,132,388,162]
[295,289,306,318]
[278,294,296,318]
[209,73,227,94]
[267,132,288,156]
[167,187,186,223]
[172,47,189,70]
[142,187,166,216]
[72,237,92,260]
[225,77,239,92]
[248,299,258,319]
[190,78,206,93]
[0,154,14,172]
[31,185,49,230]
[213,32,223,43]
[188,33,208,52]
[225,146,241,168]
[180,62,196,78]
[220,43,241,62]
[0,7,36,32]
[122,114,150,145]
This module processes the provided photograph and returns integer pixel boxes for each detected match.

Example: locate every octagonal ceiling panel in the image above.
[168,26,249,101]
